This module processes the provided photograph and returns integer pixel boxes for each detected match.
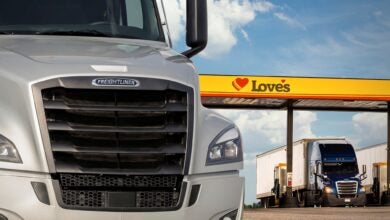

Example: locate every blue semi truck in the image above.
[256,139,367,207]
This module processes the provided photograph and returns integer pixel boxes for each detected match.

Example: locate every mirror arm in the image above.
[182,44,207,58]
[358,165,367,181]
[359,173,367,181]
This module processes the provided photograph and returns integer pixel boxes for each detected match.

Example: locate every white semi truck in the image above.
[356,143,388,205]
[0,1,244,220]
[256,138,367,207]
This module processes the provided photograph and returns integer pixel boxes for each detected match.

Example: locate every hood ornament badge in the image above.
[92,78,140,87]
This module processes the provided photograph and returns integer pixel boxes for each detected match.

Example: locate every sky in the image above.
[162,0,390,204]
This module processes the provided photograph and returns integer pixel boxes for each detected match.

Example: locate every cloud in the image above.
[274,12,306,30]
[374,10,383,17]
[163,0,275,57]
[162,0,310,58]
[342,32,371,48]
[244,152,258,166]
[204,0,275,57]
[266,10,390,77]
[352,112,387,148]
[253,1,275,12]
[294,111,317,139]
[160,0,185,43]
[270,29,390,77]
[374,10,390,28]
[216,110,317,153]
[240,29,250,42]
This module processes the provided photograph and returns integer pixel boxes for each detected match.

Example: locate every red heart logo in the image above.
[281,79,286,83]
[232,78,249,91]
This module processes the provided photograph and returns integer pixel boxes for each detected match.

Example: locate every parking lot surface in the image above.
[243,207,390,220]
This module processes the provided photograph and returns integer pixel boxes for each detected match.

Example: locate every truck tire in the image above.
[298,191,305,207]
[321,196,330,207]
[304,192,315,207]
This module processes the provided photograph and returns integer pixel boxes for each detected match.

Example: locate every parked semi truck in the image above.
[256,138,366,207]
[356,143,388,205]
[0,1,244,220]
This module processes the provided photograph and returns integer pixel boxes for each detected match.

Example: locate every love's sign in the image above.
[199,75,390,101]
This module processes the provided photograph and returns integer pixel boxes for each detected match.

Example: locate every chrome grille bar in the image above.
[336,181,358,198]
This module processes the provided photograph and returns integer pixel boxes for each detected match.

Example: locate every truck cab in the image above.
[306,140,366,207]
[0,1,244,220]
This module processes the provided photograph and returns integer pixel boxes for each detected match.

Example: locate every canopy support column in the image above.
[387,102,390,195]
[287,100,293,197]
[383,102,390,205]
[281,100,298,207]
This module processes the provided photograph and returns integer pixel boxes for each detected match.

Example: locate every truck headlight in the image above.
[325,186,333,193]
[206,126,243,165]
[360,187,366,192]
[0,135,22,163]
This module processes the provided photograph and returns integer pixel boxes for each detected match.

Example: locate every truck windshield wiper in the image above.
[34,29,113,37]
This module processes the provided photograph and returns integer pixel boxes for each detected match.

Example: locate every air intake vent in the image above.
[60,174,178,188]
[58,174,183,209]
[60,190,180,209]
[33,77,193,211]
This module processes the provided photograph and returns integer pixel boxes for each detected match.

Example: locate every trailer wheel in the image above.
[261,198,269,208]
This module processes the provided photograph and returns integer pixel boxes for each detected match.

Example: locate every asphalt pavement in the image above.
[243,207,390,220]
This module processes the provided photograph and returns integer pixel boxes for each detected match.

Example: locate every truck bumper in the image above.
[0,171,244,220]
[324,192,366,207]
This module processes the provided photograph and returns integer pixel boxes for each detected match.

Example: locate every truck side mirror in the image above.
[311,165,317,176]
[360,164,367,181]
[182,0,208,58]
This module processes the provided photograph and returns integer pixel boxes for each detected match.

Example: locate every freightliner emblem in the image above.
[92,78,140,87]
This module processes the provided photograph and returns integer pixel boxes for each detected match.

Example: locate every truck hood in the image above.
[0,35,196,83]
[325,173,360,183]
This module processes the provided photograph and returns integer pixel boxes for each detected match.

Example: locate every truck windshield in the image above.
[323,162,358,175]
[0,0,163,41]
[319,144,355,155]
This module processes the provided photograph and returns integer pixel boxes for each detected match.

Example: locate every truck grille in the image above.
[33,77,193,211]
[336,181,358,198]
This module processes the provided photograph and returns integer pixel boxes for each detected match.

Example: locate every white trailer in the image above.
[256,139,308,200]
[356,143,388,204]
